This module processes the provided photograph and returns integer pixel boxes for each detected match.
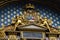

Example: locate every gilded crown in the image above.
[25,3,35,9]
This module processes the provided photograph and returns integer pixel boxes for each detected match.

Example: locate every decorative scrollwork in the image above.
[0,3,59,36]
[11,3,56,33]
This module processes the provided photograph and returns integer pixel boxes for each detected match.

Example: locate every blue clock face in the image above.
[26,16,34,20]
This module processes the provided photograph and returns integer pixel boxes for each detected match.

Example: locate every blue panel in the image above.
[23,32,42,38]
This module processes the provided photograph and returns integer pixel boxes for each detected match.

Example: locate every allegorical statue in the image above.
[39,17,52,26]
[12,15,28,31]
[38,17,52,32]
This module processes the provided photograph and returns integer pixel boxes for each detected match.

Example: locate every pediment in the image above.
[18,25,47,30]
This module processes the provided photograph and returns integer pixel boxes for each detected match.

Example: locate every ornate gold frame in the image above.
[0,3,60,39]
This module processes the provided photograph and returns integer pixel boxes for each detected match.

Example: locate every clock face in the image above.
[24,10,36,21]
[26,15,35,20]
[23,9,41,22]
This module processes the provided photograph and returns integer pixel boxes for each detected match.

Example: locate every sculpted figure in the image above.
[38,17,52,32]
[39,17,47,26]
[0,24,5,38]
[13,15,25,31]
[39,17,52,26]
[15,16,23,26]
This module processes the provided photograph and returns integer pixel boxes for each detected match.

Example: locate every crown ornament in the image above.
[25,3,35,9]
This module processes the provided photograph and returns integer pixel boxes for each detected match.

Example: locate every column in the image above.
[8,35,17,40]
[20,31,23,38]
[20,31,26,40]
[41,32,45,40]
[49,34,57,40]
[58,35,60,40]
